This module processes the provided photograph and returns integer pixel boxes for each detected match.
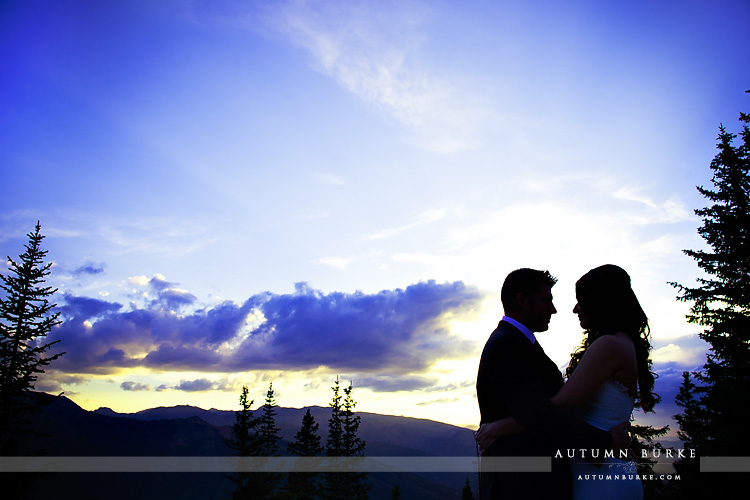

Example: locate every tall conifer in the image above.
[669,97,750,496]
[0,221,63,452]
[286,408,323,500]
[257,382,283,498]
[227,386,259,500]
[0,222,63,500]
[322,377,369,500]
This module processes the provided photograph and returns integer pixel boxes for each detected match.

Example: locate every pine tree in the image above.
[286,408,323,500]
[256,382,283,498]
[322,377,369,500]
[668,98,750,497]
[258,382,282,456]
[630,423,670,499]
[461,477,475,500]
[323,377,345,500]
[390,484,402,500]
[289,408,323,457]
[0,221,64,454]
[341,382,369,500]
[227,385,259,500]
[326,377,344,457]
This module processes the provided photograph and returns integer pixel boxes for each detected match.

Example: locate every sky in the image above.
[1,0,749,432]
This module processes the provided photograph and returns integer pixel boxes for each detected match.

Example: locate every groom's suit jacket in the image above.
[476,320,612,500]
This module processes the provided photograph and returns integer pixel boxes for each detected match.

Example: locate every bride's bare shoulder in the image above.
[585,333,634,360]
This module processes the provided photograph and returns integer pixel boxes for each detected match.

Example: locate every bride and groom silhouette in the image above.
[476,265,655,500]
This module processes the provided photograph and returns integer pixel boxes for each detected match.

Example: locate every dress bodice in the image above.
[569,378,643,499]
[574,378,634,430]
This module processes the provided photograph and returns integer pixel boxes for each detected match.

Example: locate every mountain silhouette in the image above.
[10,394,478,499]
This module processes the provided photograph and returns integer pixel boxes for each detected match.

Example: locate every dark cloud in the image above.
[49,280,485,377]
[143,343,224,369]
[174,378,214,392]
[145,275,197,310]
[72,262,105,277]
[157,288,197,309]
[232,281,483,373]
[60,294,123,321]
[121,381,151,391]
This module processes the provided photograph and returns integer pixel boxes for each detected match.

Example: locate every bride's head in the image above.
[567,264,658,412]
[574,264,648,337]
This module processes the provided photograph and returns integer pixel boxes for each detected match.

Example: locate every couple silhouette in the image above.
[476,265,655,500]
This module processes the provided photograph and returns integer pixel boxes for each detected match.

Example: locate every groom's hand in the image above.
[609,421,633,459]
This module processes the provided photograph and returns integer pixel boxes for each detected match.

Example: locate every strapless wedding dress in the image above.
[570,379,643,500]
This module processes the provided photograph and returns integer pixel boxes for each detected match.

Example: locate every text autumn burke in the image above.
[555,449,697,459]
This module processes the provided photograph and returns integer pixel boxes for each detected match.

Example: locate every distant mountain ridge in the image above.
[93,404,477,458]
[16,395,478,500]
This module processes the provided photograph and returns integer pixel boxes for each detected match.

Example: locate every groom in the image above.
[476,268,623,499]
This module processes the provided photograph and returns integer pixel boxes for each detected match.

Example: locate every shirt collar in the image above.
[501,315,537,344]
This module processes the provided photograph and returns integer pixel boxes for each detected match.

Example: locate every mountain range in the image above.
[13,395,478,500]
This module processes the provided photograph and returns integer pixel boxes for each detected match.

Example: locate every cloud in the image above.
[60,294,123,321]
[49,280,485,378]
[355,374,438,392]
[313,172,347,185]
[315,257,350,269]
[241,0,487,152]
[613,187,693,225]
[630,336,710,434]
[127,274,198,310]
[121,381,151,391]
[651,335,709,367]
[72,262,105,277]
[128,276,150,287]
[174,378,215,392]
[364,208,447,241]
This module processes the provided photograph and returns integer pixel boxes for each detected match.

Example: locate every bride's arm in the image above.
[551,335,625,410]
[477,336,625,452]
[476,417,525,455]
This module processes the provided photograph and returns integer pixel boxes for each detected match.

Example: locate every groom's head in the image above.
[501,268,558,332]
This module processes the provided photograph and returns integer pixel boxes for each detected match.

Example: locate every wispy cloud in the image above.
[247,0,488,152]
[313,172,348,185]
[315,256,350,269]
[613,186,693,225]
[364,208,447,241]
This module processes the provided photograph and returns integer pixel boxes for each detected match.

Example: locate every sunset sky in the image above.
[2,0,749,431]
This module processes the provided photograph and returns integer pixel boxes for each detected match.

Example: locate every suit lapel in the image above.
[498,321,564,391]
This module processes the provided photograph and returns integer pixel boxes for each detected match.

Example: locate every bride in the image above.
[476,264,657,500]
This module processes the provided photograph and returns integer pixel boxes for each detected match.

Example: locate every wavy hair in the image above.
[564,264,659,412]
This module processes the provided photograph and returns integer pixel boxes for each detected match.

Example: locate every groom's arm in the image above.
[493,338,613,453]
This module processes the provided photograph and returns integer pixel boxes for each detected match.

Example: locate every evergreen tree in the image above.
[668,98,750,497]
[288,408,323,457]
[390,484,402,500]
[630,423,670,499]
[286,408,323,500]
[258,382,282,456]
[0,221,63,454]
[322,377,369,500]
[323,377,345,500]
[341,382,369,500]
[227,385,259,500]
[326,377,344,457]
[461,478,475,500]
[257,382,283,498]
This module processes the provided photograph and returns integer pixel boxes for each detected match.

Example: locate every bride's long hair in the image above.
[564,264,659,412]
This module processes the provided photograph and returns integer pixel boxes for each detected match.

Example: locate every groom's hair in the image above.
[501,268,558,310]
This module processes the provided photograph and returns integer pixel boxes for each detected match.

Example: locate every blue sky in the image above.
[1,0,749,430]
